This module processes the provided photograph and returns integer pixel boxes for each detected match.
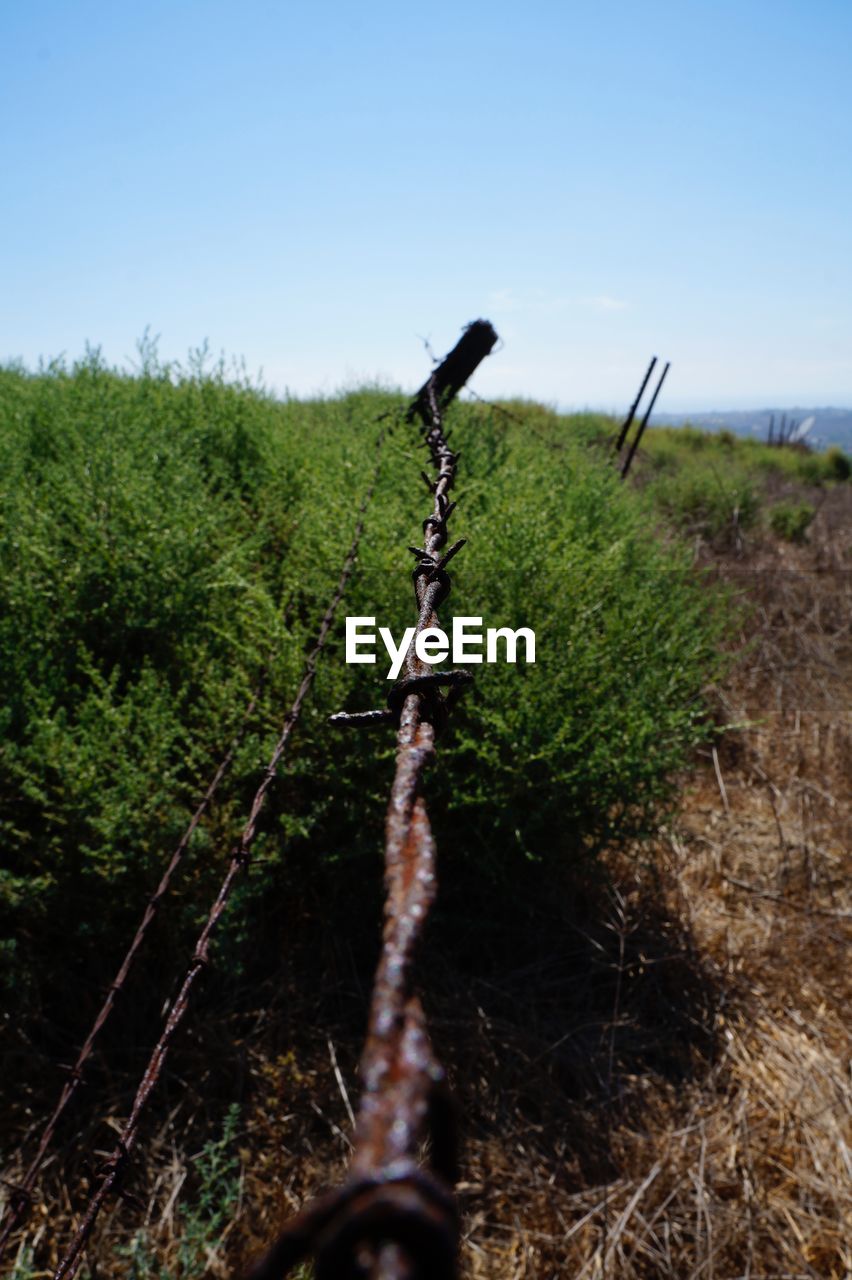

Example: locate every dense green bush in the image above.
[647,460,759,545]
[824,445,851,481]
[0,356,726,1021]
[0,352,393,1015]
[768,500,815,543]
[643,425,852,489]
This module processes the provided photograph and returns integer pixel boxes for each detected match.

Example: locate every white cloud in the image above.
[581,294,629,312]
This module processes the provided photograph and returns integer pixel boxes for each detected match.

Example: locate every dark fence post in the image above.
[613,356,657,455]
[621,361,671,480]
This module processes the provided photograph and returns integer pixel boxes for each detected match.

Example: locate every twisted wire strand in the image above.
[50,420,390,1280]
[0,684,261,1258]
[248,321,498,1280]
[464,371,672,469]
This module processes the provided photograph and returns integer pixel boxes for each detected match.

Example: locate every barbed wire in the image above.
[0,682,263,1257]
[461,384,591,457]
[48,419,391,1280]
[462,362,674,479]
[247,320,498,1280]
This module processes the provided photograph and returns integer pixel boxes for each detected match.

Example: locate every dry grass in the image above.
[441,484,851,1279]
[2,488,849,1279]
[230,486,850,1278]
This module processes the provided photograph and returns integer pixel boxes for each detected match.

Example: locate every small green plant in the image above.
[8,1242,36,1280]
[824,445,851,481]
[118,1104,242,1279]
[175,1103,242,1279]
[768,501,815,543]
[121,1229,161,1280]
[651,463,759,546]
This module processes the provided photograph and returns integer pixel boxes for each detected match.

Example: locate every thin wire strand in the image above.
[248,320,498,1280]
[50,421,390,1280]
[0,675,276,1257]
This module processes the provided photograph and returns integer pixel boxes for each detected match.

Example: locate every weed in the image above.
[768,500,815,543]
[0,357,725,1021]
[8,1242,36,1280]
[650,461,759,547]
[117,1104,242,1279]
[825,444,851,480]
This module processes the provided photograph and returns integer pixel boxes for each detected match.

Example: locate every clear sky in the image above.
[3,0,851,412]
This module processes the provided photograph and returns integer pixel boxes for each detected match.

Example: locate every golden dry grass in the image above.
[444,486,851,1279]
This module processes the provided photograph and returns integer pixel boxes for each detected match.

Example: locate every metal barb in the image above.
[262,321,497,1280]
[329,709,396,728]
[47,422,392,1280]
[0,683,266,1259]
[436,539,466,571]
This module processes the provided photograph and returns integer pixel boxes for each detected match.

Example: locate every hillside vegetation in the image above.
[0,356,722,1023]
[1,354,849,1279]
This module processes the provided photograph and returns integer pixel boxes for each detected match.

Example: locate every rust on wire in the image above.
[0,678,273,1259]
[248,320,498,1280]
[49,424,390,1280]
[407,320,499,425]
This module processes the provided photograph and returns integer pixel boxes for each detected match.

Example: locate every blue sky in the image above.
[3,0,851,411]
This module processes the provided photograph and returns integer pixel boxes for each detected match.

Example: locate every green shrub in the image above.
[0,353,394,1013]
[0,357,727,1017]
[768,501,816,543]
[642,424,850,490]
[119,1104,242,1279]
[649,461,759,546]
[297,398,728,875]
[824,445,851,481]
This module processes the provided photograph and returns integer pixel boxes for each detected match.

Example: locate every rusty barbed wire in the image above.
[462,385,585,458]
[247,319,498,1280]
[48,420,391,1280]
[0,684,263,1259]
[464,359,673,478]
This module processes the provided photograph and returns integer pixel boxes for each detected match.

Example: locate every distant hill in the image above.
[652,407,852,453]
